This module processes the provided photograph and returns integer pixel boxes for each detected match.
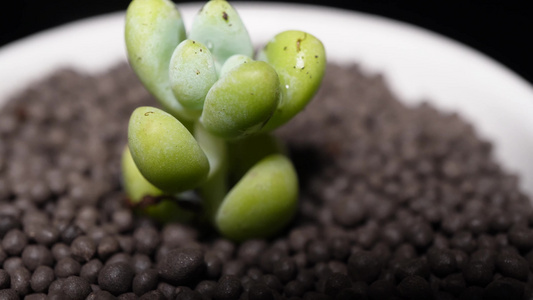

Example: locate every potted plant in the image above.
[121,0,326,242]
[0,0,532,299]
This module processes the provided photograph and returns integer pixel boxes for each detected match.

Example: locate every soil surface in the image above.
[0,63,532,299]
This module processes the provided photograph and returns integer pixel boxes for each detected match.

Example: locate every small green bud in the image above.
[258,30,326,131]
[169,39,218,110]
[201,61,280,139]
[128,106,210,194]
[216,154,298,242]
[219,54,253,77]
[189,0,253,65]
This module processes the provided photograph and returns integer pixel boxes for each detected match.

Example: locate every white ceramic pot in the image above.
[1,2,533,196]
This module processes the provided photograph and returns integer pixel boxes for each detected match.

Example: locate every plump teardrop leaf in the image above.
[169,39,218,110]
[121,146,194,223]
[189,0,253,65]
[257,30,326,131]
[128,106,210,194]
[201,61,280,139]
[216,154,298,242]
[125,0,196,121]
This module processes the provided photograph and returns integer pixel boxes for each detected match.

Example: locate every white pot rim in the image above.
[1,2,533,196]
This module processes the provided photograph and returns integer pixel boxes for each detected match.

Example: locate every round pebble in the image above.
[98,262,135,296]
[496,253,529,281]
[62,276,92,300]
[21,244,54,271]
[427,248,457,278]
[157,248,205,286]
[0,289,19,300]
[0,269,11,289]
[71,235,96,262]
[2,229,28,256]
[347,250,382,283]
[80,259,103,284]
[213,275,242,300]
[55,257,81,278]
[10,267,31,296]
[133,269,159,296]
[134,226,160,256]
[30,266,55,293]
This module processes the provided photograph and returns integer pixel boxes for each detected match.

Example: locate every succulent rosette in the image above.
[122,0,326,241]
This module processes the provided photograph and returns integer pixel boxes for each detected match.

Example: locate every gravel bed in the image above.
[0,63,532,299]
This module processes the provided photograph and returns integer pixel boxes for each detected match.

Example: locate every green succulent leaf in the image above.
[121,146,194,223]
[189,0,253,65]
[216,154,298,242]
[169,39,219,110]
[128,106,210,194]
[121,145,163,202]
[219,54,253,78]
[257,30,326,131]
[125,0,197,121]
[200,61,280,139]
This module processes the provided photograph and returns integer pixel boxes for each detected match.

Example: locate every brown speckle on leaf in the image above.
[296,33,308,52]
[144,111,154,116]
[223,11,228,21]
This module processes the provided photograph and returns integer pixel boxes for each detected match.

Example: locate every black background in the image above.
[2,1,532,85]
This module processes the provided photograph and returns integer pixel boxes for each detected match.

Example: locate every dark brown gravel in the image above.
[0,63,532,299]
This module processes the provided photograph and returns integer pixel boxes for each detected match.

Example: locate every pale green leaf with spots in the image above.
[125,0,197,121]
[258,30,326,131]
[169,39,218,110]
[189,0,253,65]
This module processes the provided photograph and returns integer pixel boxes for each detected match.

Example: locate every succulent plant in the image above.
[122,0,326,241]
